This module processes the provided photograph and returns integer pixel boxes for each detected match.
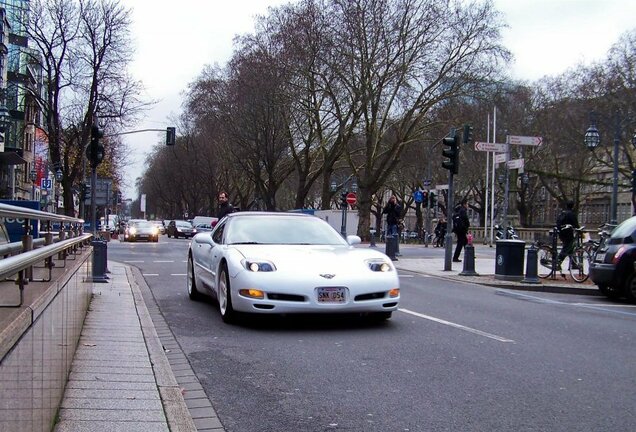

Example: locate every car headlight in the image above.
[151,227,158,235]
[366,259,392,272]
[129,227,137,235]
[243,260,276,272]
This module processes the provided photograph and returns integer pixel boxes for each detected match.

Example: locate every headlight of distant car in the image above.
[129,227,137,235]
[151,227,159,235]
[242,259,276,272]
[366,258,392,272]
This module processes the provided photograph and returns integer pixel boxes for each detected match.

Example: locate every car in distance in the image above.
[124,220,159,242]
[166,220,195,238]
[590,216,636,301]
[186,212,400,323]
[151,220,166,235]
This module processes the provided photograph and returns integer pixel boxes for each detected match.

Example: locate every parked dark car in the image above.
[590,216,636,301]
[166,220,195,238]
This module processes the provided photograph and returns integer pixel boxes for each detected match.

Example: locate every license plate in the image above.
[317,287,346,303]
[595,253,605,263]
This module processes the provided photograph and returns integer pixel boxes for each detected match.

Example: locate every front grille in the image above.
[267,293,305,302]
[355,292,386,301]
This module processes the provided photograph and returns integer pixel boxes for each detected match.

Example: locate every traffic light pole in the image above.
[444,171,454,271]
[91,166,97,236]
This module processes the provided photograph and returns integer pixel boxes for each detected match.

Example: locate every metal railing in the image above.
[0,202,91,307]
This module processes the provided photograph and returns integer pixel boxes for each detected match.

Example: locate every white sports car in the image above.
[187,212,400,323]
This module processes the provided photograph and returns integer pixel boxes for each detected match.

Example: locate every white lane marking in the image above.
[124,260,145,263]
[154,260,174,263]
[143,274,159,276]
[399,274,414,278]
[399,308,515,343]
[171,274,187,276]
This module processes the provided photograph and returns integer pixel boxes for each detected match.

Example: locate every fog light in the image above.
[389,288,400,298]
[239,289,265,299]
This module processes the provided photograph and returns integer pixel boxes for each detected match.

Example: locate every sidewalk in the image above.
[54,262,224,432]
[391,243,601,296]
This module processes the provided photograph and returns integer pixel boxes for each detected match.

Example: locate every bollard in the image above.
[522,245,540,284]
[90,240,109,283]
[385,235,398,261]
[459,244,479,276]
[369,229,376,247]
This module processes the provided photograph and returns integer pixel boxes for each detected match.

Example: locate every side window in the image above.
[212,221,226,244]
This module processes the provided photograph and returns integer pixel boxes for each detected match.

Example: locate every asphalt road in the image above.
[109,236,636,432]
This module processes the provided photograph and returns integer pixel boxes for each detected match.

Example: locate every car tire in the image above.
[599,284,622,300]
[187,255,202,301]
[218,265,237,324]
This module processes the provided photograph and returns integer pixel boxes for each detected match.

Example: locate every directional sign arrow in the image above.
[474,142,507,152]
[507,135,543,146]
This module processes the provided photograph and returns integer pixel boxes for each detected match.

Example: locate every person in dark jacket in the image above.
[556,200,580,265]
[452,199,470,262]
[382,195,402,238]
[434,217,447,247]
[216,191,234,220]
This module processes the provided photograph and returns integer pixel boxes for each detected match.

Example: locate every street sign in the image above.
[40,178,52,189]
[435,184,449,190]
[474,142,507,152]
[507,135,543,146]
[413,190,423,203]
[507,158,525,170]
[346,192,357,205]
[494,153,507,164]
[423,179,431,186]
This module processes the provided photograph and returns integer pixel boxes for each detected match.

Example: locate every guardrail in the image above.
[0,203,90,307]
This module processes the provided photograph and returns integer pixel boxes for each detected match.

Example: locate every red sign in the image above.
[346,192,357,205]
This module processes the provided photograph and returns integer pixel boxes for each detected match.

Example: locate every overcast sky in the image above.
[122,0,636,199]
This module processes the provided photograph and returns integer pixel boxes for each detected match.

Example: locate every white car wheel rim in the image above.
[219,274,227,315]
[187,259,193,294]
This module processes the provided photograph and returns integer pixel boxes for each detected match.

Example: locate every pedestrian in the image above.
[556,200,579,267]
[452,199,470,262]
[216,191,234,219]
[382,195,402,238]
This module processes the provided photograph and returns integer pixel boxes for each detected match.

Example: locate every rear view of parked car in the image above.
[590,216,636,301]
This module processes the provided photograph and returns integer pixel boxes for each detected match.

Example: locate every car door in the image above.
[208,220,227,292]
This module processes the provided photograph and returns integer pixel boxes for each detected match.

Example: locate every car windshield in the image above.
[176,221,192,228]
[610,216,636,240]
[133,221,153,229]
[226,216,347,245]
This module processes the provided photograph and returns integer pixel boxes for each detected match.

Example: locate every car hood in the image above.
[231,244,391,272]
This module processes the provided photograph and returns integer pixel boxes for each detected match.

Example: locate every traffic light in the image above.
[632,170,636,192]
[80,183,91,202]
[441,131,459,174]
[166,127,176,145]
[429,191,436,207]
[463,124,473,144]
[340,191,348,206]
[87,125,104,168]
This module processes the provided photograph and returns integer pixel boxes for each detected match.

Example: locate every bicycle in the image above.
[535,225,591,282]
[582,223,615,261]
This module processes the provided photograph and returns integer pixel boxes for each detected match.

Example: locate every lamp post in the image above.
[29,168,37,201]
[584,112,621,224]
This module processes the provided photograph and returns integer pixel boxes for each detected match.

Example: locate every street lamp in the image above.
[584,112,619,224]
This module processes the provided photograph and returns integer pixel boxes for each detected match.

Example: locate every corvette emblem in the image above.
[320,273,335,279]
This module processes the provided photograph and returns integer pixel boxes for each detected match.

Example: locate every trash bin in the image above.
[385,235,398,260]
[495,239,525,281]
[91,240,109,282]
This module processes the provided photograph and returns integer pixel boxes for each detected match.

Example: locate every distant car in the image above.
[151,220,165,235]
[590,216,636,301]
[167,220,195,238]
[186,212,400,324]
[124,220,159,242]
[193,223,214,232]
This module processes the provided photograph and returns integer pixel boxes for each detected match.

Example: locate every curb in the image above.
[126,265,198,431]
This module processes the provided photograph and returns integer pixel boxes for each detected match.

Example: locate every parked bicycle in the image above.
[535,225,591,282]
[582,223,615,261]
